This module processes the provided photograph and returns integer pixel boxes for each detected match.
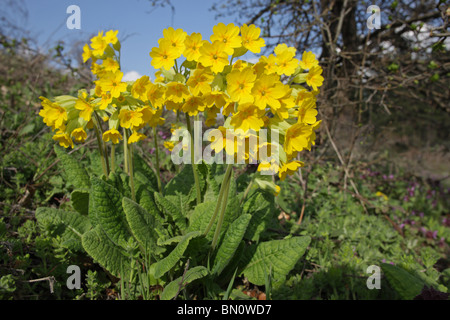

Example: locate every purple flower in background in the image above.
[419,212,424,218]
[389,174,394,180]
[150,147,155,155]
[399,223,405,229]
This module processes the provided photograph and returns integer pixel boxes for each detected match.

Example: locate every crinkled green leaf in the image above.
[90,176,131,247]
[71,189,89,215]
[35,207,91,251]
[54,146,90,190]
[160,266,209,300]
[82,226,132,278]
[153,231,201,279]
[243,190,276,242]
[213,214,251,275]
[154,192,187,230]
[133,153,159,192]
[242,236,311,286]
[122,197,165,257]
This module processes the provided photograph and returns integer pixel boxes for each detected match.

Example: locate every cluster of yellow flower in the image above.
[38,22,323,182]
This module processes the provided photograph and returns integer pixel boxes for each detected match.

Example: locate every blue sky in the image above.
[19,0,248,80]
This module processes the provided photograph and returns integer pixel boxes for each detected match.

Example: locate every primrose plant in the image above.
[36,23,323,299]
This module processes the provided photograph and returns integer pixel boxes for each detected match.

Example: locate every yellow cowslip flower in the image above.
[278,160,304,181]
[222,102,236,117]
[205,105,220,127]
[53,131,74,149]
[276,51,299,76]
[257,157,280,176]
[82,44,92,63]
[90,31,108,57]
[138,106,165,128]
[71,128,87,143]
[150,40,179,71]
[297,97,317,124]
[74,93,94,122]
[97,71,128,99]
[102,57,120,73]
[198,41,229,73]
[184,32,205,62]
[165,100,183,113]
[226,67,256,104]
[210,22,241,55]
[95,85,113,110]
[182,96,206,116]
[274,43,296,57]
[376,191,389,201]
[131,75,150,101]
[306,120,321,151]
[306,65,324,91]
[207,126,244,156]
[240,24,265,53]
[128,131,147,144]
[146,82,166,109]
[230,103,265,133]
[284,123,313,156]
[161,27,187,57]
[299,51,318,70]
[39,97,67,131]
[103,129,122,144]
[118,109,144,130]
[251,74,285,110]
[186,68,214,96]
[232,59,248,71]
[164,141,175,152]
[165,82,190,104]
[203,91,228,109]
[104,30,119,45]
[259,54,278,75]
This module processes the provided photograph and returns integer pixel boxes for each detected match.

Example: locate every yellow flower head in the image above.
[284,123,313,156]
[297,97,317,124]
[210,22,241,55]
[71,128,87,143]
[74,94,94,122]
[182,96,206,116]
[299,51,318,70]
[186,68,214,96]
[198,40,229,73]
[184,32,205,62]
[119,109,144,130]
[164,141,175,152]
[90,31,108,57]
[240,24,265,53]
[150,40,179,71]
[97,71,128,98]
[39,97,67,131]
[226,67,256,104]
[230,103,265,133]
[165,82,190,103]
[128,131,147,144]
[278,160,304,181]
[103,129,122,144]
[104,30,119,45]
[306,65,324,91]
[102,57,120,73]
[82,44,92,63]
[53,131,74,149]
[146,82,166,109]
[251,73,285,110]
[131,75,150,101]
[161,27,187,57]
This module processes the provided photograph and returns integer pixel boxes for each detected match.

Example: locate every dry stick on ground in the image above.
[25,276,56,294]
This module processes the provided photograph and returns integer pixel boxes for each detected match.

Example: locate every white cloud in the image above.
[122,71,142,82]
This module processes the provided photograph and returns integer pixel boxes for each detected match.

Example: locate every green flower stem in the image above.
[93,119,108,177]
[94,112,110,176]
[211,165,233,250]
[128,139,136,201]
[185,113,202,205]
[203,164,233,238]
[240,178,254,205]
[123,129,129,174]
[153,126,163,194]
[111,144,116,172]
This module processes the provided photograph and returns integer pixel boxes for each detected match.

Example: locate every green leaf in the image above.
[54,146,90,190]
[136,181,165,225]
[153,231,201,279]
[35,207,91,251]
[381,263,425,300]
[243,190,276,242]
[133,153,159,192]
[122,197,164,257]
[90,177,132,247]
[82,226,132,278]
[213,214,251,275]
[18,123,35,136]
[71,189,89,215]
[242,236,311,286]
[154,192,187,230]
[160,266,209,300]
